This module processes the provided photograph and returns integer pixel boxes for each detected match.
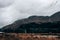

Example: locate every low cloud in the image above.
[0,0,60,28]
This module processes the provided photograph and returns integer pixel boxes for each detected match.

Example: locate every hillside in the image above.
[1,11,60,33]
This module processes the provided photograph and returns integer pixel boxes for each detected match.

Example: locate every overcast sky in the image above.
[0,0,60,28]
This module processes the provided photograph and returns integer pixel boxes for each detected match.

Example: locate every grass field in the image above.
[0,33,60,40]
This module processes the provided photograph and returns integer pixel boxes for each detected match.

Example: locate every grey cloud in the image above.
[0,0,60,28]
[14,0,58,16]
[0,0,14,8]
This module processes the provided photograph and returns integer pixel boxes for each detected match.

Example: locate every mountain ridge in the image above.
[1,11,60,33]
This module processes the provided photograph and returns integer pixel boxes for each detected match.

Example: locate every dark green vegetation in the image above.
[2,21,60,33]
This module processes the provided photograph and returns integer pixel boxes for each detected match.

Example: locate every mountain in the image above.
[1,11,60,33]
[50,12,60,22]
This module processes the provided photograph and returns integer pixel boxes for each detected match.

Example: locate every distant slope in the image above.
[1,11,60,33]
[50,12,60,21]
